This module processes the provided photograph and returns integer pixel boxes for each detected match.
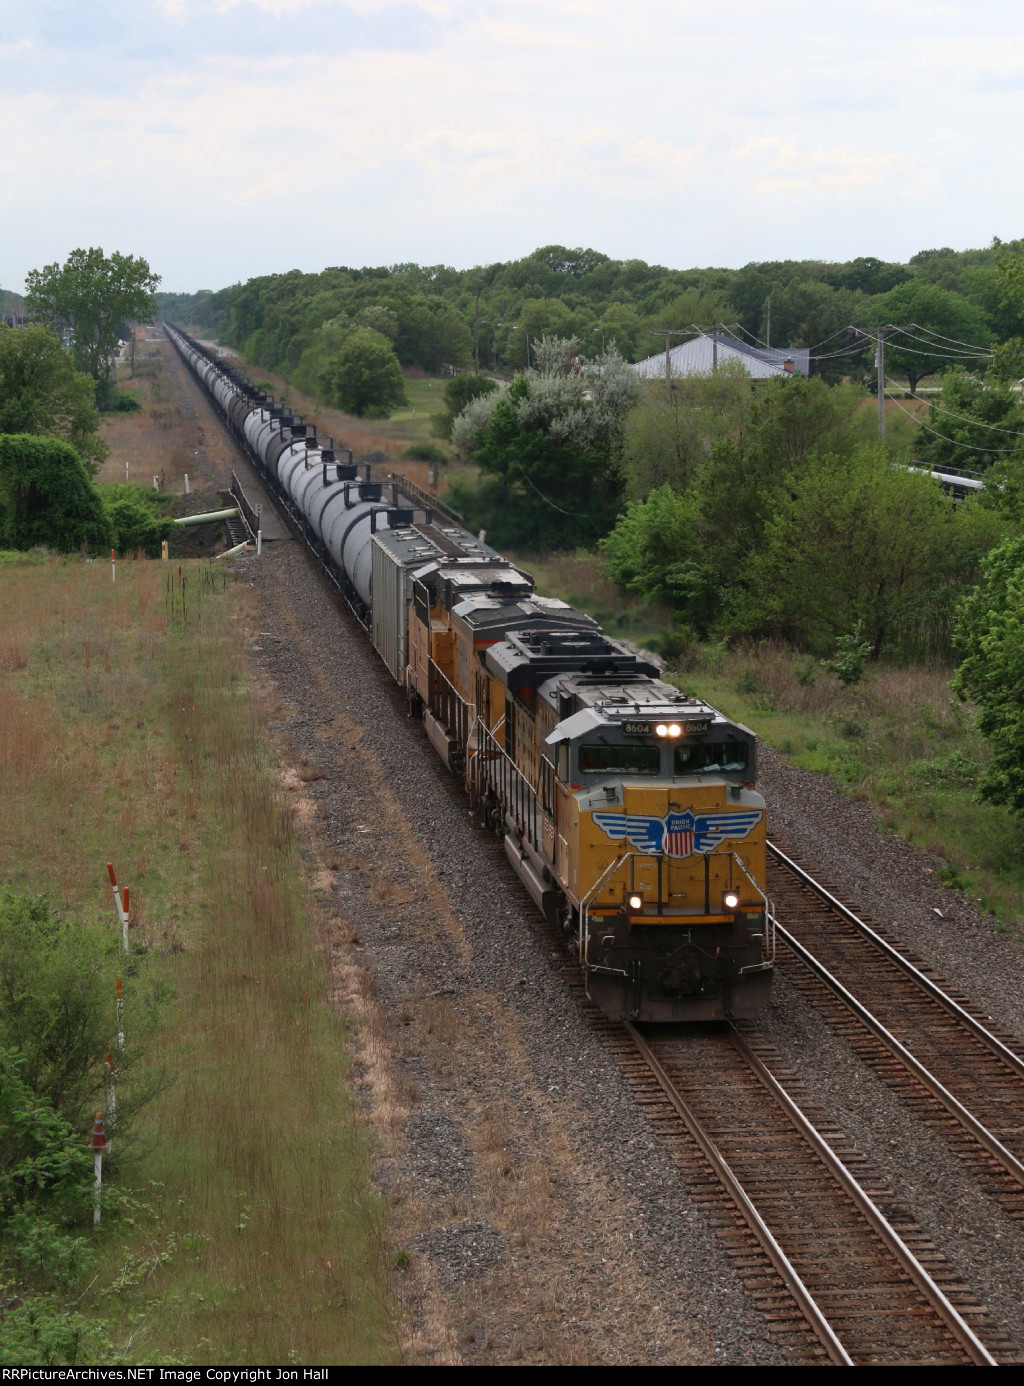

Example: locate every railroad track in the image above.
[619,1021,1015,1365]
[768,841,1024,1218]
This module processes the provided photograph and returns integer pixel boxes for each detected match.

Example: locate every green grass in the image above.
[0,555,398,1363]
[524,548,1024,933]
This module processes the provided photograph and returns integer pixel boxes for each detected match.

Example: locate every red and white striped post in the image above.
[107,862,129,952]
[89,1114,109,1225]
[115,974,124,1051]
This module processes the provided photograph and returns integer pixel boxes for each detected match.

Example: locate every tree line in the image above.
[165,239,1024,397]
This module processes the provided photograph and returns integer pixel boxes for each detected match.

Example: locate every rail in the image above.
[627,1023,1000,1366]
[767,840,1024,1080]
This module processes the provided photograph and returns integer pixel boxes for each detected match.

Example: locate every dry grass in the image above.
[97,341,202,490]
[0,554,397,1363]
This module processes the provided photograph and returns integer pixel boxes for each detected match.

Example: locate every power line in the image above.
[905,322,995,354]
[913,394,1024,436]
[881,324,991,359]
[883,391,1019,453]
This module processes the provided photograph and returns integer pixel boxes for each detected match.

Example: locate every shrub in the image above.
[100,484,174,557]
[0,435,112,553]
[401,442,446,464]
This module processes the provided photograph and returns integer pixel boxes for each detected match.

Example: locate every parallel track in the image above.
[768,841,1024,1217]
[621,1021,1014,1365]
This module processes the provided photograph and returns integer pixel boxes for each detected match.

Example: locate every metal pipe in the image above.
[173,507,240,527]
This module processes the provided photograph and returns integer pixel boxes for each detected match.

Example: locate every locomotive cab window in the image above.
[578,744,661,776]
[673,739,748,774]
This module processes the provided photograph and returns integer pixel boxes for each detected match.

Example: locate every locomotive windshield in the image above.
[674,739,748,773]
[578,745,660,775]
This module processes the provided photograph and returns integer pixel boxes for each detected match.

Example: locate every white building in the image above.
[633,331,810,380]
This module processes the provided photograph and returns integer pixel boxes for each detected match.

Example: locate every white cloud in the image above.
[3,2,1024,289]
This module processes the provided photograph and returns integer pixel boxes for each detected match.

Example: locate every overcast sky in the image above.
[2,1,1022,293]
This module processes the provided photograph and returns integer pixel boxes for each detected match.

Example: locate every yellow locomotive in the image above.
[374,517,773,1023]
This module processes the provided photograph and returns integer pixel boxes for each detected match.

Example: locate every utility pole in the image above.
[474,289,480,373]
[877,327,886,439]
[765,295,772,350]
[647,328,690,389]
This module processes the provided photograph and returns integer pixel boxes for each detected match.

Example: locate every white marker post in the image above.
[111,549,116,584]
[89,1115,109,1225]
[106,862,130,952]
[115,974,124,1051]
[184,473,190,495]
[125,461,129,482]
[105,1050,117,1129]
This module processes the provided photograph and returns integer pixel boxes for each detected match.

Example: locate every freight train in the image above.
[165,323,774,1022]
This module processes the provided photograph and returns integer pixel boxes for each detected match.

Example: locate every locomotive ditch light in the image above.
[668,723,682,738]
[655,724,668,738]
[627,892,644,912]
[722,889,741,911]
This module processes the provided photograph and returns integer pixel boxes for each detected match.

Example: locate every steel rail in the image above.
[774,916,1024,1189]
[728,1028,998,1366]
[767,840,1024,1081]
[624,1021,854,1367]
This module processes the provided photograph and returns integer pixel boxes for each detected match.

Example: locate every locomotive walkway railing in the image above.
[428,659,474,773]
[473,721,542,853]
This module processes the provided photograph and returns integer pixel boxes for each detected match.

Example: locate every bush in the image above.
[0,435,112,553]
[0,893,123,1127]
[100,484,174,557]
[401,442,446,464]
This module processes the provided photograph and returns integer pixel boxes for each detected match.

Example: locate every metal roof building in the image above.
[633,331,810,380]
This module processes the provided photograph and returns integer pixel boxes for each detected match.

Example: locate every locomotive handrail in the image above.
[474,718,542,852]
[427,658,474,773]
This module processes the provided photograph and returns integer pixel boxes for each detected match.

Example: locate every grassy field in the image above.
[0,553,397,1364]
[522,550,1024,934]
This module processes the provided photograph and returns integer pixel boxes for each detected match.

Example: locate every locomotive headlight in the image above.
[628,893,644,912]
[668,723,682,738]
[655,724,668,738]
[723,889,741,911]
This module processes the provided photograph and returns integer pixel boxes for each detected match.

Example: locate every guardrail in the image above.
[230,470,263,552]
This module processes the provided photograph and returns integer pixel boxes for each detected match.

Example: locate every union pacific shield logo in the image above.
[592,808,762,859]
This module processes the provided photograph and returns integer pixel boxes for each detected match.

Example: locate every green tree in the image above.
[871,280,991,395]
[435,373,498,439]
[450,339,642,549]
[600,485,720,634]
[914,366,1024,475]
[621,365,752,497]
[0,325,107,473]
[953,536,1024,812]
[0,436,112,552]
[748,447,1001,654]
[25,248,159,385]
[318,328,407,417]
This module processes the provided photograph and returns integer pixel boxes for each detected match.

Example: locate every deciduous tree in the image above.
[0,325,107,472]
[318,327,407,417]
[25,248,159,384]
